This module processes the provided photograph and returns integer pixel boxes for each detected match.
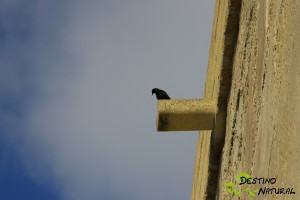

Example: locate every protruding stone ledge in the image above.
[156,99,217,131]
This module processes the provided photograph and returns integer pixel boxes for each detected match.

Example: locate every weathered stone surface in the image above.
[192,0,300,199]
[191,0,241,199]
[217,0,300,199]
[156,99,216,131]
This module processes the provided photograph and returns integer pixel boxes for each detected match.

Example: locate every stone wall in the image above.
[191,0,300,199]
[217,0,300,199]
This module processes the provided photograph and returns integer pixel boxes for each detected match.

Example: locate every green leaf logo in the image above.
[235,172,251,183]
[233,189,241,196]
[226,188,233,194]
[224,182,236,187]
[225,172,258,198]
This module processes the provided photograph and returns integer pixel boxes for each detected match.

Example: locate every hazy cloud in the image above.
[0,0,214,199]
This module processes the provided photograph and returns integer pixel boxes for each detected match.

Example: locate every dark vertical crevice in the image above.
[206,0,242,199]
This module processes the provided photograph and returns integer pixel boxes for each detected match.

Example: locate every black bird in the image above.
[152,88,171,100]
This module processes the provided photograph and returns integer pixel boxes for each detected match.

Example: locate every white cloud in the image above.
[1,0,214,199]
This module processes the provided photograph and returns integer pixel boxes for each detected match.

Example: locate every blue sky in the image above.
[0,1,214,199]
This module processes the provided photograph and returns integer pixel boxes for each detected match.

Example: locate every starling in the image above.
[152,88,171,100]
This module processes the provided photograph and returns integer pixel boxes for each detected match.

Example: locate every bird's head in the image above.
[152,88,159,95]
[151,88,170,99]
